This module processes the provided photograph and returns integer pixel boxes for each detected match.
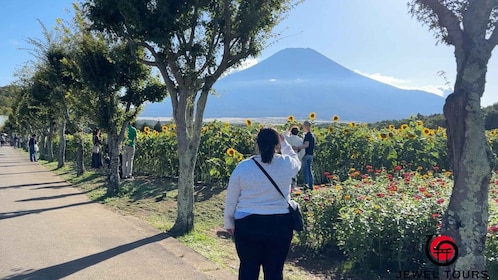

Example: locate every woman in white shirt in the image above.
[224,127,301,280]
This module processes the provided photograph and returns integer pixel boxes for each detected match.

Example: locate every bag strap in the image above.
[251,157,292,208]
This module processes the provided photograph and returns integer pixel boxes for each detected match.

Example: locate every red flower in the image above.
[376,193,385,198]
[488,225,498,233]
[432,213,440,218]
[489,225,498,233]
[324,171,330,176]
[387,174,393,181]
[394,165,402,171]
[414,195,422,200]
[433,166,440,171]
[436,198,445,204]
[418,187,426,192]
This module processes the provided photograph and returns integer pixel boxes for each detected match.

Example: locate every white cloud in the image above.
[354,70,450,97]
[225,58,259,75]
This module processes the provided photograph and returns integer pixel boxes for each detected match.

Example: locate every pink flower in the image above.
[436,198,445,204]
[394,165,402,171]
[432,213,440,218]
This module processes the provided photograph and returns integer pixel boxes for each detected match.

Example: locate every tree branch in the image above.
[464,0,496,41]
[489,21,498,47]
[417,0,464,48]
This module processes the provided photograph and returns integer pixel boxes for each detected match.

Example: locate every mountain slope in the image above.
[141,48,445,122]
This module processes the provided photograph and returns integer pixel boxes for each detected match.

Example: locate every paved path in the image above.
[0,146,236,280]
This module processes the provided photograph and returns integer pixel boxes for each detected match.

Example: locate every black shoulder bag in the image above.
[251,157,304,232]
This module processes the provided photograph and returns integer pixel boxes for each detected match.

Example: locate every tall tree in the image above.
[85,0,300,234]
[72,4,166,194]
[409,0,498,276]
[26,21,78,168]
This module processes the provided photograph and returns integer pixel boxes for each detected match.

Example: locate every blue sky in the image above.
[1,0,497,106]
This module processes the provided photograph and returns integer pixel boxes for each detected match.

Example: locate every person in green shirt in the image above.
[122,123,137,179]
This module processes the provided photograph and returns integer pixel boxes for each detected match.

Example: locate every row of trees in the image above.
[1,1,498,277]
[3,0,300,235]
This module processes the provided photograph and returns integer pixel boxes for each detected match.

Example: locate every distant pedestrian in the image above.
[296,121,315,190]
[28,134,37,162]
[91,128,103,169]
[0,134,5,147]
[122,123,137,179]
[224,128,301,280]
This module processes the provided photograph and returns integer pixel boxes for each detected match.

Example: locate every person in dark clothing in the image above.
[91,128,103,169]
[28,134,37,162]
[296,121,315,190]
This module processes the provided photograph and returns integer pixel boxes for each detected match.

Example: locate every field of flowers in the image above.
[61,113,498,277]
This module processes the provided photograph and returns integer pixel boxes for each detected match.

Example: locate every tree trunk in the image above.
[75,134,85,176]
[440,49,494,278]
[106,128,121,196]
[47,122,55,162]
[57,119,66,169]
[169,90,208,235]
[170,148,197,234]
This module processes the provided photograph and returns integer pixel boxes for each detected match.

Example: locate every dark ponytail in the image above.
[257,128,279,163]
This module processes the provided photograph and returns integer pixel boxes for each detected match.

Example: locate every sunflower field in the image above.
[133,114,452,185]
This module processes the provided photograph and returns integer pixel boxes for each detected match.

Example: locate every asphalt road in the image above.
[0,146,236,280]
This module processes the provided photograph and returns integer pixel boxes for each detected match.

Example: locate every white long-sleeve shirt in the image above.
[224,139,301,230]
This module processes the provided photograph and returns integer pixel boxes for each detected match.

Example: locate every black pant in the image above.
[234,213,293,280]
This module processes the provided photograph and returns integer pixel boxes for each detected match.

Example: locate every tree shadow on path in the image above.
[2,233,170,280]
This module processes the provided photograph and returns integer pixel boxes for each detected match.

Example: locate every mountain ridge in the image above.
[141,48,445,122]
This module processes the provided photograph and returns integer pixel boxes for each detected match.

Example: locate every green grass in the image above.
[40,161,340,280]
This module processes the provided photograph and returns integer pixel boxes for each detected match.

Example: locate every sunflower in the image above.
[328,126,333,133]
[143,126,151,133]
[287,115,295,122]
[400,124,408,131]
[244,119,252,126]
[416,120,424,126]
[170,124,176,131]
[308,112,316,120]
[332,115,340,122]
[226,148,236,157]
[237,153,244,161]
[162,125,169,132]
[422,127,431,135]
[224,122,230,129]
[388,124,395,130]
[152,130,159,137]
[349,122,356,128]
[379,133,388,140]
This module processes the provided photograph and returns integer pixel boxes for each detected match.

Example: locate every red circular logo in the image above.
[425,235,458,266]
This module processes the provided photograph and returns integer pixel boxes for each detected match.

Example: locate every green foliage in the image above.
[0,85,19,116]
